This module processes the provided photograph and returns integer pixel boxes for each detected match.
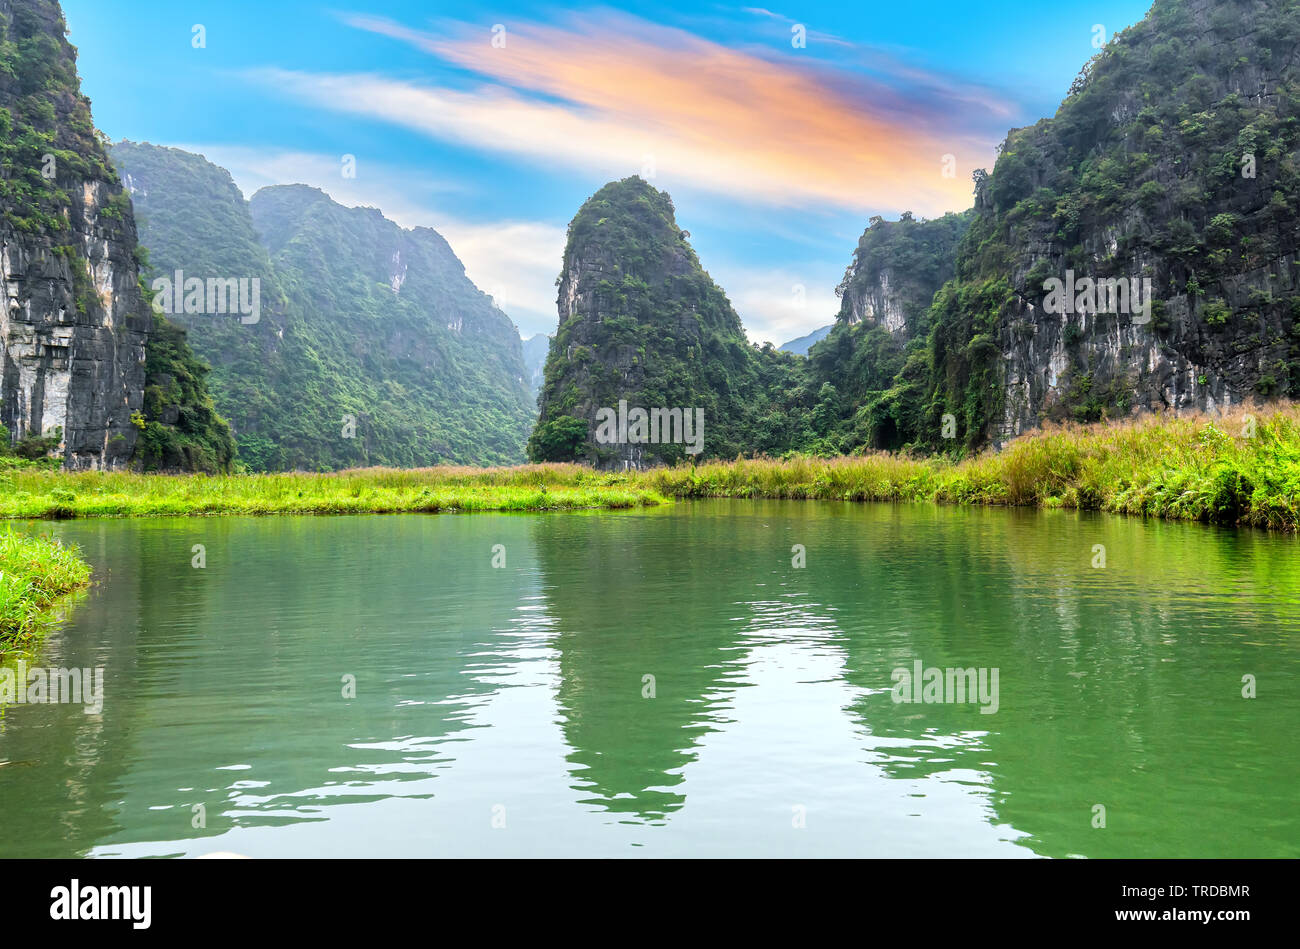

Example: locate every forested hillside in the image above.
[800,211,972,452]
[113,144,535,469]
[919,0,1300,450]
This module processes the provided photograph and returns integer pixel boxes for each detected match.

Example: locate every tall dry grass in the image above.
[639,404,1300,529]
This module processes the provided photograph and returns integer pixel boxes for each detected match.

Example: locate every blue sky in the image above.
[62,0,1154,343]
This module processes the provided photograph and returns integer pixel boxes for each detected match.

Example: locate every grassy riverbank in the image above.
[1,406,1296,529]
[640,405,1300,530]
[0,465,667,518]
[0,530,92,657]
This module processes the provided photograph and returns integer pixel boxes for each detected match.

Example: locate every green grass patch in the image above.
[0,529,92,658]
[0,464,667,519]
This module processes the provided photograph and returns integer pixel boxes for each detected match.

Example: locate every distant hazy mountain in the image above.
[522,333,551,398]
[778,325,832,356]
[111,142,533,469]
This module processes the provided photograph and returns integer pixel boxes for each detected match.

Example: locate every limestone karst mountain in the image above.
[529,176,802,466]
[111,143,534,469]
[534,0,1300,460]
[920,0,1300,449]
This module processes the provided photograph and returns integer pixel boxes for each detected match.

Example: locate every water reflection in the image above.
[0,502,1295,857]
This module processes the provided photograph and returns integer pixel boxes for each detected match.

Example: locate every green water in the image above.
[0,501,1296,858]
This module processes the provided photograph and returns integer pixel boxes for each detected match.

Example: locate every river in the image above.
[0,501,1296,857]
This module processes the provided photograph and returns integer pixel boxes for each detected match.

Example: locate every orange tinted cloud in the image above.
[279,11,1002,214]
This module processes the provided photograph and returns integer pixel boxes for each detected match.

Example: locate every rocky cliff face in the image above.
[943,0,1300,445]
[0,0,147,468]
[835,212,971,339]
[531,1,1300,462]
[792,212,971,451]
[814,0,1300,454]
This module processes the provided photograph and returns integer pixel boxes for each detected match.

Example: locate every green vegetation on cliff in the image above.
[255,185,534,468]
[136,309,238,473]
[0,421,61,468]
[532,2,1300,466]
[528,189,977,462]
[0,0,109,233]
[800,211,973,453]
[527,179,983,463]
[913,0,1300,448]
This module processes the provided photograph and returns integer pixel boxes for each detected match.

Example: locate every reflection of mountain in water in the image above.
[538,499,1300,857]
[530,509,749,821]
[804,505,1300,858]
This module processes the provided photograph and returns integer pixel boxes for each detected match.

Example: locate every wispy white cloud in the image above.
[711,263,841,346]
[738,6,856,47]
[247,8,1003,218]
[436,219,566,337]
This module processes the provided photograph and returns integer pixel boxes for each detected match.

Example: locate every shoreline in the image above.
[1,405,1296,530]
